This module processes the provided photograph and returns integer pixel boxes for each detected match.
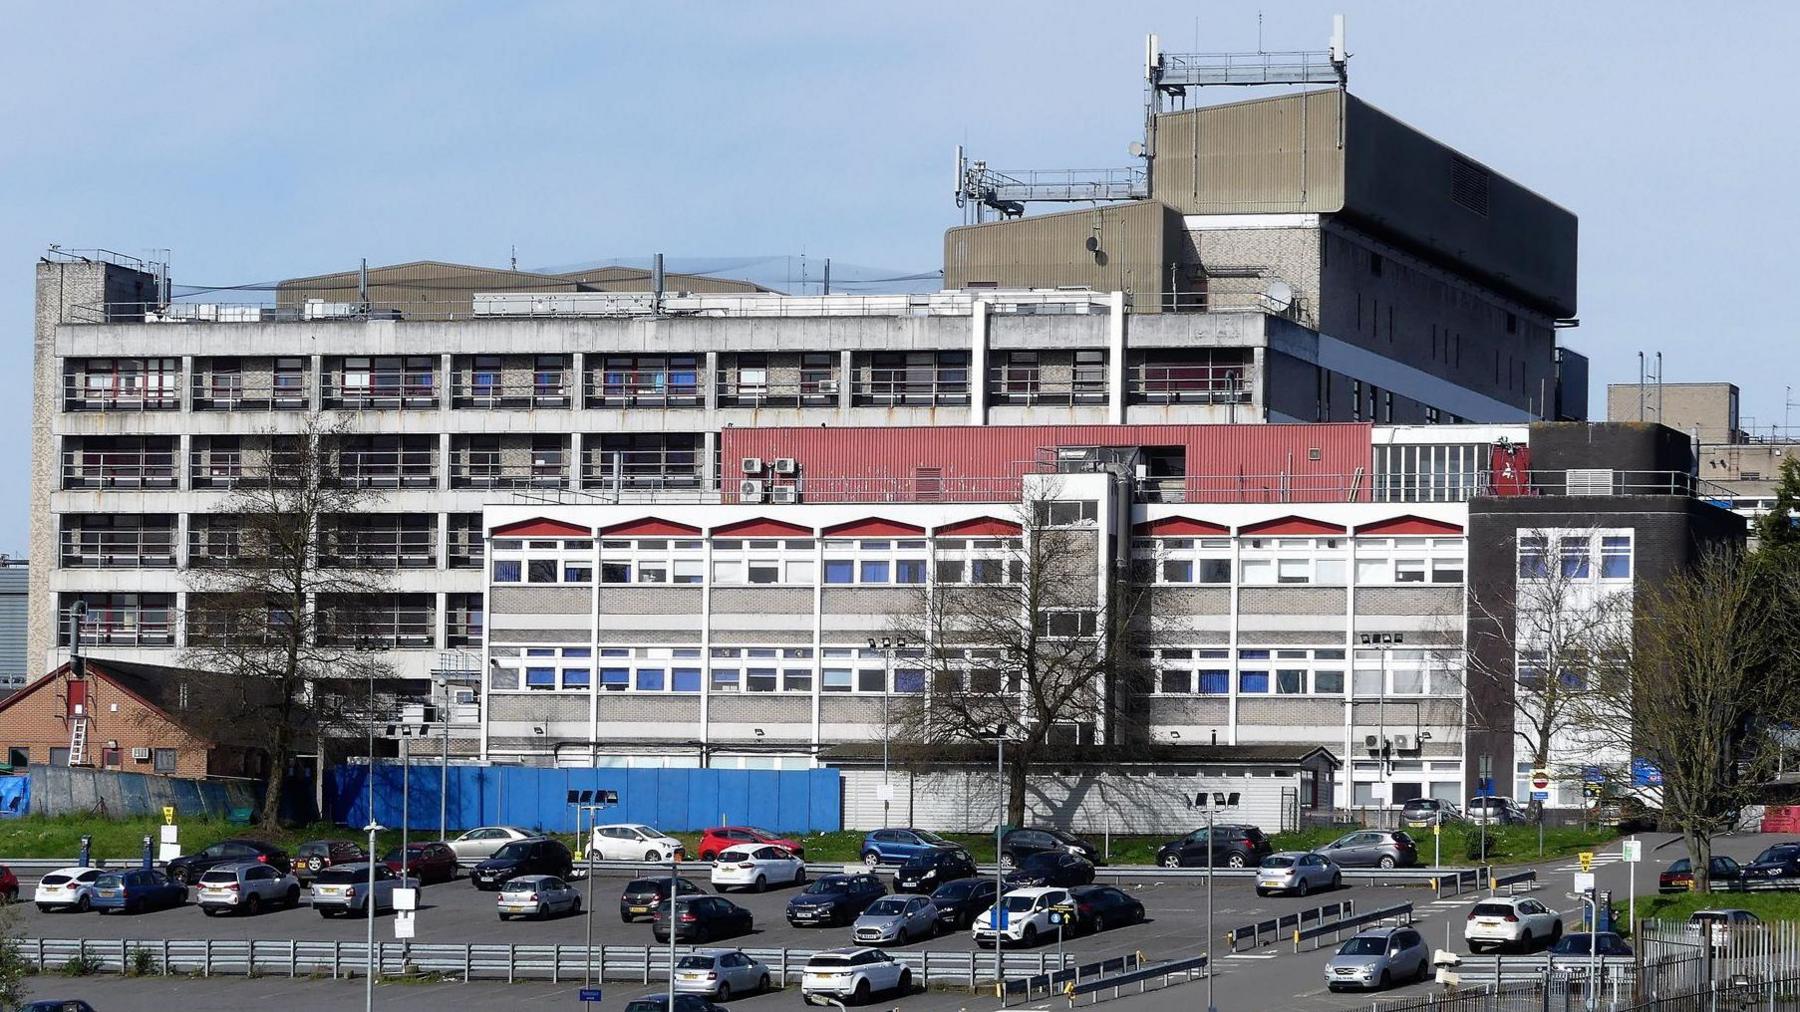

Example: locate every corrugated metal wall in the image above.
[1151,90,1347,215]
[0,566,28,685]
[944,201,1180,308]
[276,262,762,319]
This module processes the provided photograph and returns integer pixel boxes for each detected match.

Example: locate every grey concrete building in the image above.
[1606,381,1800,529]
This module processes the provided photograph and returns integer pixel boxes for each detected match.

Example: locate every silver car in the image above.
[310,862,417,918]
[1324,927,1431,991]
[196,861,303,916]
[1255,852,1341,897]
[448,826,535,862]
[852,894,939,946]
[672,948,773,1002]
[497,874,582,920]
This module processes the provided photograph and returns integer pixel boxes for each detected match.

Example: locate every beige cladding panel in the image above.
[598,696,702,723]
[1142,697,1231,724]
[708,695,811,724]
[1151,91,1347,214]
[1147,587,1231,618]
[490,629,589,644]
[1238,587,1347,614]
[943,201,1177,308]
[710,630,812,645]
[598,586,704,615]
[490,586,590,615]
[820,588,916,615]
[820,697,884,723]
[1235,698,1342,727]
[712,587,813,614]
[489,694,589,722]
[1354,587,1462,618]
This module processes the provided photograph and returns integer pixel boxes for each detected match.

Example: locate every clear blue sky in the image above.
[3,1,1797,553]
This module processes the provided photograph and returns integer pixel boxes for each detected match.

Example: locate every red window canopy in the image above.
[600,517,703,537]
[1238,516,1346,536]
[1132,517,1230,537]
[711,517,815,537]
[490,517,592,538]
[935,516,1024,537]
[822,517,927,538]
[1354,515,1464,536]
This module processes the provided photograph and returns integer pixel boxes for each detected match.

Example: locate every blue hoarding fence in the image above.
[328,763,842,835]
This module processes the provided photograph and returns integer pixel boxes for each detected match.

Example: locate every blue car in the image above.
[91,868,187,915]
[860,829,963,866]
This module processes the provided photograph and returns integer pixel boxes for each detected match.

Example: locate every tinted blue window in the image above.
[635,667,664,691]
[895,560,926,584]
[671,668,702,692]
[1198,670,1229,694]
[1238,671,1269,693]
[824,560,854,584]
[493,560,522,582]
[894,669,925,693]
[525,667,556,687]
[564,668,592,688]
[860,560,890,583]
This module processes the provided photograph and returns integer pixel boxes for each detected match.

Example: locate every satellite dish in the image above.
[1264,279,1294,312]
[1128,141,1146,158]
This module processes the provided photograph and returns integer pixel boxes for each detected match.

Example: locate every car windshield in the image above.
[41,874,70,886]
[865,898,908,916]
[1260,856,1295,869]
[314,868,362,885]
[1666,859,1691,874]
[199,870,238,883]
[915,831,952,847]
[95,875,124,889]
[1403,800,1436,811]
[1552,934,1604,954]
[745,827,777,838]
[676,956,717,970]
[492,842,532,861]
[808,956,853,969]
[803,877,852,895]
[1756,846,1800,863]
[382,850,416,863]
[1001,895,1038,913]
[624,879,665,893]
[933,881,973,900]
[1339,937,1389,956]
[500,879,539,893]
[1472,903,1516,917]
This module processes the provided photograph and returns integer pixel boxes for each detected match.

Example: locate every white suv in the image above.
[800,947,911,1006]
[197,861,303,916]
[1465,897,1562,953]
[971,886,1071,948]
[588,824,685,863]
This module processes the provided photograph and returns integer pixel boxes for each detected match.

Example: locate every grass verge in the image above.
[1637,890,1800,925]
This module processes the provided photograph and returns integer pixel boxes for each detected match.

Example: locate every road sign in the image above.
[394,887,418,912]
[1622,840,1642,863]
[579,988,603,1003]
[1432,823,1441,837]
[1531,790,1549,802]
[394,910,415,939]
[1530,770,1550,791]
[162,806,175,825]
[1574,871,1595,894]
[1578,851,1594,872]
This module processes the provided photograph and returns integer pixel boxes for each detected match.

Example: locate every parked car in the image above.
[1660,856,1743,893]
[1400,799,1463,827]
[622,995,727,1012]
[1465,796,1527,826]
[383,842,458,885]
[1066,884,1145,934]
[893,847,977,893]
[589,824,686,863]
[471,837,573,890]
[1465,897,1563,953]
[196,861,302,916]
[497,874,582,920]
[799,947,911,1006]
[652,895,754,943]
[294,840,367,884]
[698,826,806,861]
[22,1002,98,1012]
[1689,909,1761,952]
[1154,825,1273,869]
[928,877,1000,931]
[787,873,887,926]
[33,867,105,912]
[0,864,19,902]
[1549,932,1634,960]
[1324,927,1431,991]
[710,844,805,892]
[852,894,939,945]
[166,839,291,884]
[91,868,186,915]
[311,863,416,917]
[620,876,708,923]
[1320,830,1419,869]
[448,826,535,863]
[971,887,1072,948]
[1255,852,1342,897]
[1744,843,1800,883]
[859,828,962,866]
[1004,851,1095,889]
[673,948,772,1002]
[999,827,1099,869]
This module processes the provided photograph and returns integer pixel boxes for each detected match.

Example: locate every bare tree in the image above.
[885,491,1151,827]
[183,415,395,828]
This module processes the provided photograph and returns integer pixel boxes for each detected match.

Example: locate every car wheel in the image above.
[861,852,880,867]
[795,867,806,885]
[571,896,581,916]
[1416,958,1430,983]
[1254,888,1268,897]
[620,913,634,923]
[1378,970,1391,990]
[34,904,48,913]
[758,973,771,994]
[1296,879,1310,897]
[897,969,912,994]
[1226,854,1246,869]
[285,886,301,908]
[1378,856,1397,870]
[644,850,659,862]
[1160,854,1180,868]
[319,909,336,918]
[897,927,910,946]
[1332,873,1342,890]
[699,851,715,862]
[499,913,511,921]
[1519,930,1533,953]
[245,894,262,917]
[1021,925,1038,947]
[1550,922,1562,943]
[1000,854,1016,872]
[75,895,90,913]
[1469,942,1484,954]
[202,907,218,917]
[852,979,870,1004]
[1091,914,1106,934]
[717,983,731,1002]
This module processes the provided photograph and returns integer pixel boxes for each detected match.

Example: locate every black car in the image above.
[1067,884,1145,935]
[1005,851,1096,889]
[1744,843,1800,883]
[167,838,292,884]
[651,895,753,943]
[786,873,886,926]
[295,840,367,884]
[1154,824,1273,869]
[471,837,573,890]
[619,876,707,922]
[623,995,726,1012]
[1000,827,1099,869]
[929,877,1000,930]
[894,848,977,893]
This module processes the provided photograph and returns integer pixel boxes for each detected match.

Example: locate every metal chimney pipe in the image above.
[651,253,665,315]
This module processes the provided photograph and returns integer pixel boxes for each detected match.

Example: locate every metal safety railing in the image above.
[321,372,439,409]
[583,370,705,407]
[451,463,572,490]
[59,528,179,569]
[61,378,183,412]
[1224,899,1357,954]
[851,368,971,407]
[999,952,1141,1006]
[1066,954,1209,1007]
[449,378,573,409]
[60,449,178,490]
[715,377,842,408]
[986,366,1109,407]
[55,606,176,647]
[1124,364,1251,404]
[190,377,310,411]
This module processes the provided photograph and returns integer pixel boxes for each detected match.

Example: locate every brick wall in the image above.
[0,670,210,778]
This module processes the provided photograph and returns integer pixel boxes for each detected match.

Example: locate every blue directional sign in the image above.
[579,987,602,1003]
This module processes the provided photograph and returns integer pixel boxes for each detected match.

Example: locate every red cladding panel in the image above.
[1239,516,1347,536]
[601,518,703,537]
[491,518,592,537]
[712,518,815,537]
[1134,517,1231,536]
[822,518,927,537]
[1355,516,1464,536]
[935,516,1023,537]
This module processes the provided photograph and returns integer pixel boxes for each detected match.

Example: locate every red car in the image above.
[697,826,805,861]
[0,865,16,902]
[383,841,459,885]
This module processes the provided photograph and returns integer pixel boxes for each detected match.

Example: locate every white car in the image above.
[799,947,911,1006]
[310,862,418,918]
[497,874,582,920]
[971,886,1071,948]
[589,824,685,863]
[710,844,805,893]
[673,948,773,1002]
[448,826,535,862]
[1465,897,1563,953]
[34,866,105,912]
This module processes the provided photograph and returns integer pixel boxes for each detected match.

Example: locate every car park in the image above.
[1466,897,1562,952]
[166,839,291,884]
[1321,830,1419,869]
[1154,824,1272,869]
[1255,852,1342,897]
[1004,851,1095,888]
[893,847,977,892]
[1401,799,1463,827]
[860,828,961,866]
[1689,909,1761,952]
[852,894,939,945]
[496,874,582,920]
[33,867,105,912]
[295,840,366,884]
[799,947,911,1006]
[471,837,573,890]
[1549,932,1634,961]
[1466,796,1527,826]
[999,827,1099,869]
[311,862,416,917]
[448,826,535,863]
[1324,927,1431,991]
[383,841,458,885]
[196,862,303,916]
[972,886,1071,948]
[1744,843,1800,883]
[620,876,708,922]
[622,995,727,1012]
[91,868,186,915]
[710,844,805,892]
[787,873,886,926]
[589,823,686,862]
[1066,884,1144,934]
[698,826,806,861]
[672,948,772,1002]
[652,895,754,943]
[1660,856,1743,893]
[928,877,999,930]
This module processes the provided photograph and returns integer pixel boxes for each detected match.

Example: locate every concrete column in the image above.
[1108,292,1127,424]
[570,352,585,409]
[308,355,323,411]
[439,353,453,419]
[968,301,988,425]
[175,512,191,570]
[702,431,720,493]
[435,510,449,570]
[177,434,192,492]
[1250,346,1267,423]
[569,432,585,492]
[704,352,720,411]
[434,591,448,650]
[438,433,452,492]
[180,355,195,412]
[837,350,854,418]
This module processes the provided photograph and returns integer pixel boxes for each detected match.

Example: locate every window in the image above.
[1037,501,1098,526]
[1558,537,1590,578]
[600,538,707,585]
[1239,537,1346,586]
[492,560,521,583]
[152,748,178,773]
[1040,611,1097,638]
[1354,537,1464,586]
[1600,536,1632,579]
[4,747,24,768]
[935,537,1023,584]
[820,539,926,585]
[1518,536,1549,579]
[1132,538,1232,585]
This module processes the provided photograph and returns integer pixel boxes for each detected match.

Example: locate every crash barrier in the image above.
[1225,899,1355,953]
[1372,956,1714,1012]
[1293,901,1414,952]
[1488,869,1538,895]
[1432,868,1483,899]
[1442,953,1639,987]
[1066,953,1208,1007]
[23,937,1078,987]
[998,952,1142,1007]
[540,860,1486,886]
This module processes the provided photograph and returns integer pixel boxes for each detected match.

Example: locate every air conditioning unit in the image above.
[130,747,150,761]
[1390,734,1412,752]
[1363,735,1381,750]
[772,457,798,475]
[1566,468,1615,495]
[740,456,765,475]
[738,479,766,502]
[770,486,800,504]
[815,380,838,395]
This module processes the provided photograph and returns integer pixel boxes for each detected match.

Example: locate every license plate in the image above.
[630,905,649,913]
[680,973,704,981]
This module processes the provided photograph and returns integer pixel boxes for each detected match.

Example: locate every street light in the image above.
[868,637,906,822]
[1198,790,1240,1012]
[363,818,385,1012]
[978,724,1008,960]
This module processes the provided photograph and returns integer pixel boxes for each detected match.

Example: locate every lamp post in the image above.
[363,818,384,1012]
[868,637,906,823]
[1205,793,1217,1012]
[667,855,679,1011]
